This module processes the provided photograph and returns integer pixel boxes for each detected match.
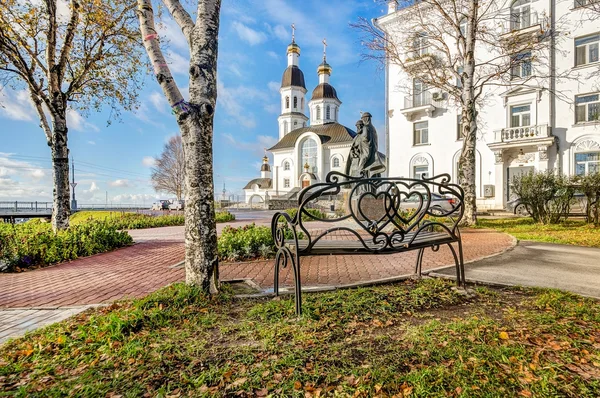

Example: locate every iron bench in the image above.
[271,172,466,316]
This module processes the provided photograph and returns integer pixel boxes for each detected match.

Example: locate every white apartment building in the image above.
[377,0,600,210]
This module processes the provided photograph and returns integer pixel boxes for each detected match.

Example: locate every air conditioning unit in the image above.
[432,91,444,101]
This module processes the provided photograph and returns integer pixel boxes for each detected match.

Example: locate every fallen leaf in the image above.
[499,331,509,340]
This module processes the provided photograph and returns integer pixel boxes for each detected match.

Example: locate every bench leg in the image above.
[273,247,302,317]
[414,248,425,278]
[446,241,466,288]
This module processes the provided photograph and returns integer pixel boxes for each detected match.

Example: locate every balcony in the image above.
[400,92,435,119]
[489,124,554,148]
[404,52,436,69]
[500,12,542,45]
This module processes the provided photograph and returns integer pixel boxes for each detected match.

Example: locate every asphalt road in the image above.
[431,240,600,299]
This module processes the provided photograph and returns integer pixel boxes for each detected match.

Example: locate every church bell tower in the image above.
[278,24,308,139]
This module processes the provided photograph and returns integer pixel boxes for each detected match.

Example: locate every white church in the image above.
[244,35,357,204]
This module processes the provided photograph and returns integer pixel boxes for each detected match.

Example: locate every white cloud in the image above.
[222,133,277,157]
[264,104,279,114]
[0,89,35,121]
[228,64,243,78]
[90,182,100,192]
[164,51,189,76]
[267,81,280,93]
[267,51,280,61]
[66,108,100,133]
[0,153,52,200]
[149,92,168,113]
[111,193,159,204]
[232,21,267,46]
[142,156,156,167]
[217,81,271,129]
[273,24,289,42]
[156,18,189,51]
[109,179,129,187]
[88,141,96,145]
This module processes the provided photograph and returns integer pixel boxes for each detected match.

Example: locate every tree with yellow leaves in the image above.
[0,0,145,231]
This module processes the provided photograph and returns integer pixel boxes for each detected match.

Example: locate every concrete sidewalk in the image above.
[431,240,600,299]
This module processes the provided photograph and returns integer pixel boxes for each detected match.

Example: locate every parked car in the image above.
[506,193,587,216]
[151,200,169,211]
[168,200,185,211]
[400,192,456,214]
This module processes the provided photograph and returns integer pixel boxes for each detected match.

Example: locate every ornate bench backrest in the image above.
[291,171,465,253]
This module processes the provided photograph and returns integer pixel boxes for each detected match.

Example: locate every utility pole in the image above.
[70,157,78,211]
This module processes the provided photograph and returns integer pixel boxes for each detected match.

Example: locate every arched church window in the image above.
[316,106,321,120]
[284,161,290,171]
[286,96,290,109]
[301,138,318,173]
[293,96,298,109]
[326,105,331,120]
[332,157,340,168]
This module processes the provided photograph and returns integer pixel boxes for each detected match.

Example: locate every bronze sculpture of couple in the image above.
[344,112,386,179]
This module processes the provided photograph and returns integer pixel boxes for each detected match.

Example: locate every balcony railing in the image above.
[494,124,551,143]
[403,92,433,109]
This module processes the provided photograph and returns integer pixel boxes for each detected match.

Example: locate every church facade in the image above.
[244,37,356,204]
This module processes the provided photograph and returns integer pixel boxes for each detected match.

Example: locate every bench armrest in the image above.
[271,211,301,252]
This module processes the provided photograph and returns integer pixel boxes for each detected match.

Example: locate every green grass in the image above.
[476,218,600,247]
[70,210,235,230]
[69,211,120,224]
[1,280,599,396]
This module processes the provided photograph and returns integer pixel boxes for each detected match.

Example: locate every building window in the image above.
[510,0,531,31]
[576,93,600,123]
[412,78,430,107]
[301,138,318,173]
[459,18,468,36]
[575,0,600,8]
[326,105,331,120]
[284,178,290,188]
[457,115,463,140]
[412,32,429,57]
[510,104,531,127]
[413,121,429,145]
[414,165,429,179]
[316,106,321,120]
[575,34,599,67]
[511,52,532,79]
[332,157,340,168]
[575,152,600,176]
[293,96,298,109]
[285,96,290,109]
[284,161,290,171]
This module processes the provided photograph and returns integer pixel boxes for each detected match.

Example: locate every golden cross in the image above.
[291,23,296,42]
[322,38,327,61]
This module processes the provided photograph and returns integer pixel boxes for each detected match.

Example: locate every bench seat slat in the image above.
[285,231,456,255]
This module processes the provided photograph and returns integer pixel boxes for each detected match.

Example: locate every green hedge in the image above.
[218,223,301,262]
[71,210,235,230]
[0,220,133,272]
[284,208,327,222]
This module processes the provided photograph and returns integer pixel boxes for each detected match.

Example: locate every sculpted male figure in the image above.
[345,112,386,178]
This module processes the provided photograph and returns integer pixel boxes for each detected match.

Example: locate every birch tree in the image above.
[355,0,562,225]
[0,0,144,231]
[137,0,220,293]
[151,135,185,200]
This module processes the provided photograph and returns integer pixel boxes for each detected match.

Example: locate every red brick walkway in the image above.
[0,229,513,308]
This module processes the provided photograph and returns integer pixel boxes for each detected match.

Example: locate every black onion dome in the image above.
[311,83,339,101]
[261,163,271,172]
[281,66,306,89]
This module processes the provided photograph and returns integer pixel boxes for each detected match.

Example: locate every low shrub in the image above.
[0,221,133,272]
[217,223,302,262]
[72,210,235,230]
[511,171,574,224]
[215,210,236,223]
[284,208,327,222]
[574,172,600,226]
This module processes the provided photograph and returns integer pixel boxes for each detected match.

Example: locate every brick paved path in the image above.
[0,229,512,308]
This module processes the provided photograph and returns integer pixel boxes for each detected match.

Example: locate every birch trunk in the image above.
[50,103,71,231]
[137,0,221,293]
[458,0,479,227]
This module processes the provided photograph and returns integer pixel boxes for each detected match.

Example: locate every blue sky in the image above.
[0,0,387,204]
